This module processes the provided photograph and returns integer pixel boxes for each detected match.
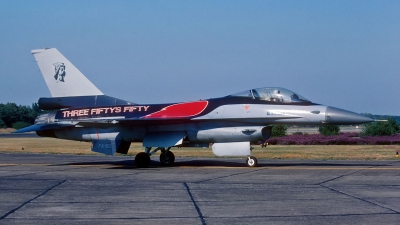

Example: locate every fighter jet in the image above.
[16,48,373,167]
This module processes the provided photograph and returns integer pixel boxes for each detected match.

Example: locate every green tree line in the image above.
[271,119,399,137]
[318,118,400,136]
[0,103,42,129]
[362,118,400,136]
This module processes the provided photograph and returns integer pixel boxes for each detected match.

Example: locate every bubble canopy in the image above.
[228,87,310,103]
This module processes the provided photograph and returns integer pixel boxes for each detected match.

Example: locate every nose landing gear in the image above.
[246,156,258,167]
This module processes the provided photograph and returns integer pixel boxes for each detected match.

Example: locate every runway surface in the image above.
[0,153,399,225]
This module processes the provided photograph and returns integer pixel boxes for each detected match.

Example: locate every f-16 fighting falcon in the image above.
[16,48,373,167]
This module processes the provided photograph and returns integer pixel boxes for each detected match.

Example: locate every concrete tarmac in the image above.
[0,153,399,225]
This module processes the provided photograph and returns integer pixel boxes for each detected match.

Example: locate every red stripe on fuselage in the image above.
[142,101,208,119]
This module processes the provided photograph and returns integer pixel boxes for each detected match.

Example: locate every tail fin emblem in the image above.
[53,62,66,82]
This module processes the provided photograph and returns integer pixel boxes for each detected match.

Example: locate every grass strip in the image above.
[0,138,399,160]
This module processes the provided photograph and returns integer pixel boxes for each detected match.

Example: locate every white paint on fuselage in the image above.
[194,104,327,124]
[51,105,328,144]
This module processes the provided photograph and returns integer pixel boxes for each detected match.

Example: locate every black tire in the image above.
[135,152,150,168]
[246,156,258,167]
[160,151,175,166]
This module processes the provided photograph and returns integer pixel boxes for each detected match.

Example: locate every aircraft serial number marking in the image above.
[98,144,112,149]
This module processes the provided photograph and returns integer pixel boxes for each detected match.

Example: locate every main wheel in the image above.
[246,156,258,167]
[160,151,175,166]
[135,152,150,168]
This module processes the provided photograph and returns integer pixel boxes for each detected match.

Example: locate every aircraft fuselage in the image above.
[34,96,370,145]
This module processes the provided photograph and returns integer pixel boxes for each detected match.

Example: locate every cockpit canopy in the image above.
[229,87,310,103]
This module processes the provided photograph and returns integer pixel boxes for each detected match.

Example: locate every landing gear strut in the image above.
[135,147,175,168]
[246,156,258,167]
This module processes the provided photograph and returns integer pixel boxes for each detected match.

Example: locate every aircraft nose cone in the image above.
[325,106,374,125]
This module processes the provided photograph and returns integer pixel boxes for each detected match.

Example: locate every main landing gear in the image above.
[159,148,175,166]
[134,152,150,168]
[135,147,175,168]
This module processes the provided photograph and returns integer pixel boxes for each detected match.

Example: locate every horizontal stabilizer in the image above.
[13,123,75,133]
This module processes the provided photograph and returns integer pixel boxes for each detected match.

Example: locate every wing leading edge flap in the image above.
[143,131,186,148]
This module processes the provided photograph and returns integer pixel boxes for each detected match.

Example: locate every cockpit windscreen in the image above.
[229,87,310,103]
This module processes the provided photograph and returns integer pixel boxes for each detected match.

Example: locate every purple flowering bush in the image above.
[267,133,400,145]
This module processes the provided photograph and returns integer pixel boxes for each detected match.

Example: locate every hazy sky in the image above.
[0,0,399,115]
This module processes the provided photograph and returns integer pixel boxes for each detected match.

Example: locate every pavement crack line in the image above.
[184,182,206,225]
[317,169,365,185]
[0,180,67,220]
[318,161,400,214]
[195,167,267,183]
[83,171,147,181]
[320,184,399,214]
[318,161,400,185]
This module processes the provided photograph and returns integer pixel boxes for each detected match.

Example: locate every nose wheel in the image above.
[246,156,258,167]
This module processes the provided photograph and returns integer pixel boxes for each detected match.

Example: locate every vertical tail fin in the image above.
[31,48,103,97]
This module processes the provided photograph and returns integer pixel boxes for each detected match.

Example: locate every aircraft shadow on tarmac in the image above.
[60,159,391,169]
[62,160,246,169]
